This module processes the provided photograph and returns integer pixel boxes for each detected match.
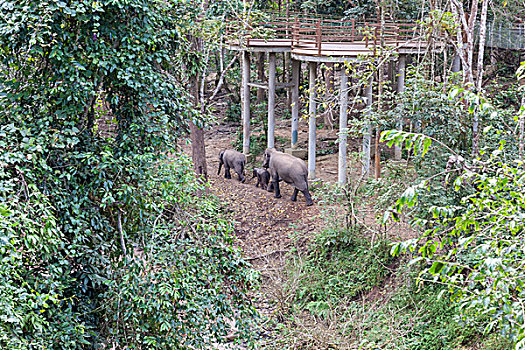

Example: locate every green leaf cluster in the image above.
[0,0,257,348]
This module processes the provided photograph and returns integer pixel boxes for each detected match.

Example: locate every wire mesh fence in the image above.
[482,21,525,50]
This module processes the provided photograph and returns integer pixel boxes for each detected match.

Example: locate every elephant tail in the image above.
[304,173,309,189]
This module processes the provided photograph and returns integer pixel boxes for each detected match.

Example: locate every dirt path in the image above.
[185,113,413,348]
[204,122,336,254]
[198,122,346,348]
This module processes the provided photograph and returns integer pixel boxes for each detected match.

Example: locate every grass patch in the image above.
[271,225,514,350]
[292,226,394,312]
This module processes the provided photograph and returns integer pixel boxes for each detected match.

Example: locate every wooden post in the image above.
[338,67,349,185]
[242,50,251,155]
[362,75,373,176]
[308,62,317,180]
[291,58,300,148]
[395,54,406,160]
[268,52,277,148]
[397,55,406,93]
[387,58,394,90]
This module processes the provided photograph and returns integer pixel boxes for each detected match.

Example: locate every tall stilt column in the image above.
[308,62,317,180]
[291,59,300,148]
[242,50,251,155]
[362,75,373,176]
[338,66,349,186]
[395,54,406,160]
[268,52,276,148]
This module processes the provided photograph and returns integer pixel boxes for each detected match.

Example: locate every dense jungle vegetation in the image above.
[1,0,524,349]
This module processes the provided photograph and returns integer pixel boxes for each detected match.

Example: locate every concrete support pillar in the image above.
[395,54,407,160]
[267,52,277,148]
[291,59,300,148]
[242,50,251,155]
[308,62,317,180]
[362,75,373,176]
[338,67,349,186]
[452,54,461,73]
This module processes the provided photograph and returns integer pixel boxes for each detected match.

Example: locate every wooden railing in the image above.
[225,13,423,55]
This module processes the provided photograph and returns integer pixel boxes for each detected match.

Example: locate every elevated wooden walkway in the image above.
[226,13,431,61]
[227,13,435,184]
[226,13,524,185]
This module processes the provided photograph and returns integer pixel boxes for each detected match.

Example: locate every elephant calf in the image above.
[252,168,270,189]
[262,148,313,206]
[218,149,246,182]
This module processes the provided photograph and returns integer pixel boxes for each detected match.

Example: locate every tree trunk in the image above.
[189,72,208,181]
[518,96,525,162]
[472,0,489,156]
[451,0,478,87]
[323,62,335,129]
[187,24,208,180]
[476,0,489,89]
[256,52,265,104]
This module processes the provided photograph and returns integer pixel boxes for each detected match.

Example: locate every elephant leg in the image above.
[291,188,299,202]
[302,188,314,206]
[273,175,282,198]
[272,181,282,198]
[238,171,245,183]
[234,165,245,182]
[267,182,274,192]
[225,166,231,179]
[255,177,260,188]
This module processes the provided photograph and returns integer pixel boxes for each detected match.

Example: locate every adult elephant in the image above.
[218,149,246,182]
[262,148,313,206]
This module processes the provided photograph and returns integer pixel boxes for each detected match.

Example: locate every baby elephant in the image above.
[252,168,270,189]
[218,149,246,182]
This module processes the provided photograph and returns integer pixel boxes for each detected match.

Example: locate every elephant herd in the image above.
[217,148,314,206]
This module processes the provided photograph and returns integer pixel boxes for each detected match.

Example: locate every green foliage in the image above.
[356,271,505,350]
[364,160,417,222]
[384,103,525,347]
[225,101,242,123]
[294,227,394,308]
[388,70,471,153]
[100,157,258,348]
[0,0,257,348]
